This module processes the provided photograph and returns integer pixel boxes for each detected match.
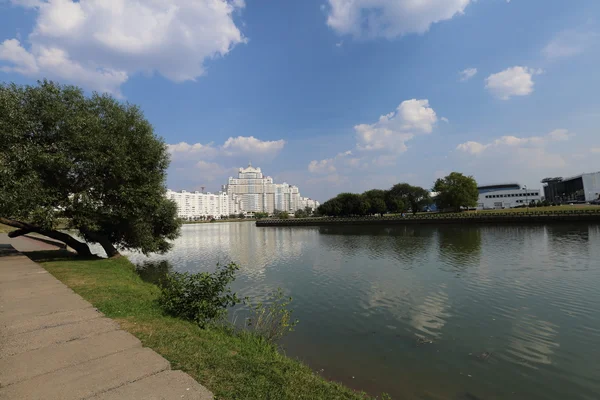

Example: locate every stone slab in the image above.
[0,317,120,358]
[0,329,141,386]
[0,290,92,317]
[92,370,214,400]
[0,347,170,400]
[0,281,71,302]
[0,306,101,336]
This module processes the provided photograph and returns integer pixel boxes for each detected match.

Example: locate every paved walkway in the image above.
[0,234,214,400]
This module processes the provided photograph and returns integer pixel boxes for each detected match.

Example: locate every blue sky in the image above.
[1,0,599,201]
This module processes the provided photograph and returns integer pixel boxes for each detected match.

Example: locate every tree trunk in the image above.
[0,217,92,256]
[81,230,121,258]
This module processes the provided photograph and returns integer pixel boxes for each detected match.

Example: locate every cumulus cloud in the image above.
[456,129,572,155]
[222,136,286,156]
[355,99,437,152]
[0,0,246,94]
[168,136,285,160]
[543,29,597,60]
[485,66,543,100]
[308,99,438,181]
[325,0,472,39]
[308,151,353,174]
[459,67,477,82]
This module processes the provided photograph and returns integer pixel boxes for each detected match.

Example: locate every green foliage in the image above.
[433,172,479,212]
[254,212,269,219]
[0,80,180,255]
[273,210,290,219]
[363,190,387,215]
[244,288,299,343]
[318,184,430,217]
[159,263,240,328]
[238,213,246,219]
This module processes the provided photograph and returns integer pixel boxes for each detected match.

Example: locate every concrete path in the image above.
[0,235,214,400]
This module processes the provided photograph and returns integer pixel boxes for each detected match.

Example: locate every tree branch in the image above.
[0,217,92,256]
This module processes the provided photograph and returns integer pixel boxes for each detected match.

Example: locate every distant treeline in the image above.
[317,172,479,216]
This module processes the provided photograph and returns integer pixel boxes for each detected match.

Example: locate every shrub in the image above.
[245,289,299,343]
[159,263,240,328]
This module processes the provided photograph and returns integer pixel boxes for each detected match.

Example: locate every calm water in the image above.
[126,222,600,400]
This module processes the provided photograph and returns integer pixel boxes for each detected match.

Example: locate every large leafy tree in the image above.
[0,81,180,257]
[386,183,431,214]
[362,189,387,215]
[433,172,479,212]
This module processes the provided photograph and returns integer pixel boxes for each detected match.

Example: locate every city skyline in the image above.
[1,1,599,202]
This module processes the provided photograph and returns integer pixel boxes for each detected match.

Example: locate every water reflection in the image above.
[125,222,600,400]
[136,260,173,285]
[437,226,481,269]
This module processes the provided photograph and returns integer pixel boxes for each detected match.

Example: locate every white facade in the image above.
[224,164,305,213]
[299,197,320,211]
[166,190,231,220]
[477,185,542,210]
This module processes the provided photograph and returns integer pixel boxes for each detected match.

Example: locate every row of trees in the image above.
[318,172,479,217]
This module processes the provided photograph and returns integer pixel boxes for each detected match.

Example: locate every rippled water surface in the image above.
[127,222,600,400]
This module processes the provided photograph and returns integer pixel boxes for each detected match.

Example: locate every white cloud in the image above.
[485,66,543,100]
[222,136,285,155]
[456,129,572,155]
[591,148,600,154]
[307,99,438,185]
[459,67,477,82]
[355,99,437,152]
[308,150,352,174]
[325,0,472,39]
[0,0,246,94]
[194,160,231,179]
[543,29,597,60]
[441,117,449,123]
[168,136,285,160]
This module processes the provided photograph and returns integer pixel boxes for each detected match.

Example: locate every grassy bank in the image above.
[28,251,374,400]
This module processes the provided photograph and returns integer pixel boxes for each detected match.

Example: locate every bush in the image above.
[245,289,299,343]
[159,263,240,328]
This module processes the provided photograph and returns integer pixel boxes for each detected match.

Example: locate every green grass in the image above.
[0,223,16,233]
[27,251,375,400]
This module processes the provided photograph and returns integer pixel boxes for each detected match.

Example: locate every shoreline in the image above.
[19,248,378,400]
[256,210,600,227]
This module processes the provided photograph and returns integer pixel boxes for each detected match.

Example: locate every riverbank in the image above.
[257,208,600,227]
[29,251,378,400]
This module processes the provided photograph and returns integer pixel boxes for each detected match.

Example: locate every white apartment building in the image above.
[224,164,305,214]
[166,190,231,220]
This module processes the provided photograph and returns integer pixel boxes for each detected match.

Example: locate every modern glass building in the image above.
[542,172,600,203]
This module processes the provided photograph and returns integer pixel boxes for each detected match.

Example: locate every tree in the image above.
[304,206,313,216]
[362,189,387,215]
[432,172,478,212]
[0,80,180,257]
[386,183,430,215]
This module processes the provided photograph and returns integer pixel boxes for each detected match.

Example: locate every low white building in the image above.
[166,190,231,220]
[477,184,542,210]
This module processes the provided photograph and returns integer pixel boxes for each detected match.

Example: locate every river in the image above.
[125,222,600,400]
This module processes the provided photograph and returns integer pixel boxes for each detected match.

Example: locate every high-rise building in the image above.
[166,190,231,220]
[224,164,307,213]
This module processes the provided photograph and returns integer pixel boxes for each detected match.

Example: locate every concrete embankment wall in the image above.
[256,213,600,227]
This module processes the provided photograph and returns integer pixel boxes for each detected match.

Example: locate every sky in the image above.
[1,0,599,202]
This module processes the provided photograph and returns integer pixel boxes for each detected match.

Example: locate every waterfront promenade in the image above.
[0,234,213,400]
